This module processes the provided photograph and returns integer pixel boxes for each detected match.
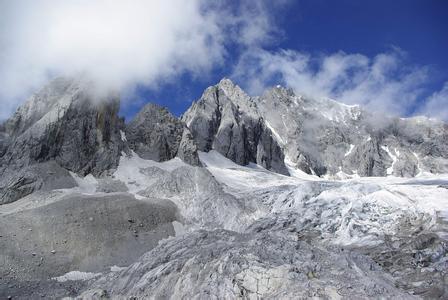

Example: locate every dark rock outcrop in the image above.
[125,103,199,166]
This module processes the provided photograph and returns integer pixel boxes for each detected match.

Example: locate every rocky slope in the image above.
[256,86,448,177]
[1,78,126,175]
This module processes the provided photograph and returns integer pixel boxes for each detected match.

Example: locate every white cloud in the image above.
[418,82,448,121]
[1,0,445,123]
[0,0,275,120]
[232,48,430,116]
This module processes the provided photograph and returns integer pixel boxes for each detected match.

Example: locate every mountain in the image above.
[0,77,447,299]
[0,79,204,204]
[184,78,448,178]
[2,77,447,205]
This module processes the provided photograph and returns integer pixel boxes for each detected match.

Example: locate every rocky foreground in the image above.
[0,78,447,299]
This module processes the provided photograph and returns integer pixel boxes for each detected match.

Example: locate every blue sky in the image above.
[1,0,447,121]
[122,0,448,120]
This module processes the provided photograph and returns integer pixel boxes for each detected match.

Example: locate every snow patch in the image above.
[113,151,186,194]
[53,271,102,282]
[120,130,127,142]
[199,151,303,191]
[69,172,98,194]
[344,144,355,157]
[264,120,285,145]
[172,221,186,236]
[381,146,398,176]
[110,265,127,272]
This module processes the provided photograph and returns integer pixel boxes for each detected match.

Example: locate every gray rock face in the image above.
[0,77,127,204]
[256,86,448,177]
[345,136,392,177]
[125,103,199,166]
[182,79,288,175]
[1,77,126,175]
[0,132,9,157]
[176,129,201,166]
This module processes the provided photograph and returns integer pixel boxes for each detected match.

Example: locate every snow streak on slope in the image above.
[53,271,102,283]
[345,144,355,157]
[381,146,399,175]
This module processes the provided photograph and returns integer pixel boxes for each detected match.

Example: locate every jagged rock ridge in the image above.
[183,79,448,177]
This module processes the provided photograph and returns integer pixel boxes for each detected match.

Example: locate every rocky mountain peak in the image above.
[216,77,241,94]
[1,77,448,299]
[4,77,78,137]
[125,102,199,165]
[0,77,127,204]
[182,78,288,174]
[262,84,296,99]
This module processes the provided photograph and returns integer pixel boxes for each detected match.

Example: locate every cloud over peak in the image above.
[0,0,275,120]
[0,0,446,122]
[233,48,433,117]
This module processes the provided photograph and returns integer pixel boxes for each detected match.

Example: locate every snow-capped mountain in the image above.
[184,78,448,178]
[0,77,447,299]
